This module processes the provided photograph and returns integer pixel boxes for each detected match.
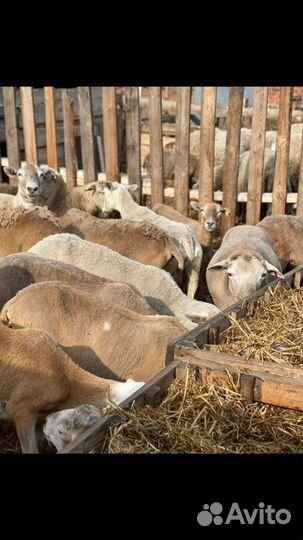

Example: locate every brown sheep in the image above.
[0,252,156,315]
[0,206,62,257]
[2,281,186,381]
[0,321,144,453]
[257,215,303,271]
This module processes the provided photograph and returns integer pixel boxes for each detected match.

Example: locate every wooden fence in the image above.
[1,87,303,229]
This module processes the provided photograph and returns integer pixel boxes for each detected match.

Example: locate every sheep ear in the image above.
[4,167,17,178]
[191,201,203,212]
[126,184,138,193]
[221,208,231,216]
[264,261,284,279]
[84,184,96,192]
[207,259,229,270]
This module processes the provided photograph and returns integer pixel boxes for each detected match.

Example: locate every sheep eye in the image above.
[58,429,64,435]
[262,272,267,278]
[227,272,232,277]
[17,172,22,177]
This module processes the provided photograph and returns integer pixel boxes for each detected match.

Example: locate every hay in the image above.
[98,371,303,454]
[219,283,303,367]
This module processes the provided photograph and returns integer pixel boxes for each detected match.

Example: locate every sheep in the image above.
[57,208,184,272]
[152,201,228,250]
[68,181,121,218]
[28,233,220,330]
[0,252,155,315]
[0,184,18,195]
[143,148,199,187]
[0,320,144,453]
[2,281,187,381]
[257,215,303,271]
[0,206,62,257]
[38,165,68,215]
[190,127,251,167]
[1,164,44,209]
[206,225,283,309]
[98,181,203,299]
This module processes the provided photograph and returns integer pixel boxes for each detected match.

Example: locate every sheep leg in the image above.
[186,267,200,299]
[7,403,39,454]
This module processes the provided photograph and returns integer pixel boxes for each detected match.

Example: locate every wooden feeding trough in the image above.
[59,265,303,454]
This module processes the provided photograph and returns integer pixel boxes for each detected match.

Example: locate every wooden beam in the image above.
[78,87,97,184]
[44,87,58,169]
[2,87,20,178]
[20,87,38,165]
[222,87,244,235]
[199,87,217,207]
[296,128,303,217]
[102,87,119,182]
[272,87,293,215]
[246,87,268,225]
[125,87,142,203]
[149,87,164,204]
[174,87,191,215]
[62,89,77,190]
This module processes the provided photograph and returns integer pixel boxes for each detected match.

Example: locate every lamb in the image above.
[28,234,220,330]
[206,225,283,309]
[57,208,184,272]
[38,165,69,215]
[257,215,303,270]
[0,164,44,209]
[98,181,203,299]
[2,281,187,381]
[0,321,144,453]
[0,252,155,315]
[0,206,62,257]
[152,201,228,250]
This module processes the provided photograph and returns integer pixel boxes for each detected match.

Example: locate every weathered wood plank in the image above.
[295,127,303,217]
[125,87,142,203]
[199,87,217,207]
[44,87,58,169]
[246,87,268,225]
[102,87,119,182]
[20,87,38,165]
[221,87,244,234]
[78,87,97,184]
[272,87,293,215]
[149,87,164,204]
[174,87,191,215]
[62,89,77,190]
[3,87,20,176]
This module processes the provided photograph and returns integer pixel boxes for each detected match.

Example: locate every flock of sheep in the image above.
[0,157,302,454]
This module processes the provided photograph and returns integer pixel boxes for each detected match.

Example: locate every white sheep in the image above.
[0,164,44,209]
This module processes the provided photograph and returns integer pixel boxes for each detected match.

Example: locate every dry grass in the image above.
[98,370,303,454]
[219,283,303,367]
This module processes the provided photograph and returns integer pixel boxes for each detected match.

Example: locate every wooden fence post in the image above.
[44,87,58,169]
[246,87,268,225]
[295,129,303,217]
[174,87,191,215]
[62,89,77,190]
[20,87,38,165]
[125,87,142,203]
[102,87,119,182]
[199,87,217,214]
[149,87,164,205]
[78,87,97,184]
[272,87,293,215]
[3,87,20,181]
[221,87,244,235]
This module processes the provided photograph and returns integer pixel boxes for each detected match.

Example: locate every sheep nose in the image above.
[27,186,38,194]
[207,221,214,227]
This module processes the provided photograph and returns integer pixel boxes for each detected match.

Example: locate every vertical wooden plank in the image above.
[246,87,268,225]
[149,87,164,204]
[272,87,293,215]
[20,87,38,165]
[62,89,77,190]
[125,87,142,203]
[3,87,20,179]
[102,87,119,182]
[0,144,2,182]
[198,87,217,210]
[78,87,97,184]
[295,129,303,217]
[221,87,244,235]
[44,87,58,169]
[174,87,191,215]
